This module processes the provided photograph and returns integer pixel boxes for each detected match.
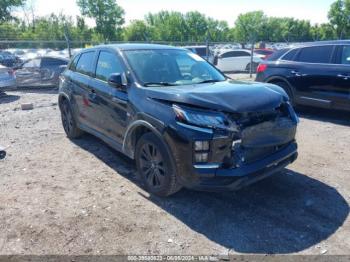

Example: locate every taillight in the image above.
[257,64,268,73]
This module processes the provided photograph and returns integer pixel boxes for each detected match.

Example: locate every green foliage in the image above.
[0,0,25,22]
[76,0,125,41]
[234,11,267,43]
[328,0,350,39]
[0,0,347,45]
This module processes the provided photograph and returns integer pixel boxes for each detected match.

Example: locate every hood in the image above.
[145,80,288,113]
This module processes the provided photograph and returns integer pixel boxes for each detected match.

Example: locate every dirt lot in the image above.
[0,85,349,256]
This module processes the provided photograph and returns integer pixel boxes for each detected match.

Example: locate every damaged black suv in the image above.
[59,44,299,197]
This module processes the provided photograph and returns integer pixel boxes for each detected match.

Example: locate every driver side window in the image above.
[95,51,123,82]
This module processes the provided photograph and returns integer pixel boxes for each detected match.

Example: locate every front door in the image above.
[89,50,128,144]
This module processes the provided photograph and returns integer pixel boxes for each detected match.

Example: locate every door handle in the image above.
[337,74,349,80]
[291,70,302,77]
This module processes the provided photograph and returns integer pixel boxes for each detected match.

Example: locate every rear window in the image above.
[76,52,95,75]
[280,48,299,61]
[296,45,334,64]
[221,51,249,58]
[69,55,80,71]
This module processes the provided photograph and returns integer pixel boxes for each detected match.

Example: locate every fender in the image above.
[122,116,166,159]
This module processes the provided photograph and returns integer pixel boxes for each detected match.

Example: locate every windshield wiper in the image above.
[196,79,225,84]
[143,82,177,87]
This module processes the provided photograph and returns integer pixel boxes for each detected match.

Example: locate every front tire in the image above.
[135,133,181,197]
[60,99,83,139]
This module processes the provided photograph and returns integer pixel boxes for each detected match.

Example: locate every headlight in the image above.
[173,104,236,130]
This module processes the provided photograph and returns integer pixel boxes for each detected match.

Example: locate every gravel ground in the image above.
[0,85,349,256]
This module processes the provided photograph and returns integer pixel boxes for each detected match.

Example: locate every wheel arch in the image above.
[266,76,296,97]
[58,93,70,111]
[122,120,166,159]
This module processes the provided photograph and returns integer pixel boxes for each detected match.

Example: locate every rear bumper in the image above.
[188,142,298,191]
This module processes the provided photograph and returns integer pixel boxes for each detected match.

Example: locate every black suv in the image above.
[59,44,299,197]
[256,40,350,111]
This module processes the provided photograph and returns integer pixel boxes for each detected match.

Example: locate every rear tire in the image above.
[135,133,181,197]
[60,99,83,139]
[274,81,296,106]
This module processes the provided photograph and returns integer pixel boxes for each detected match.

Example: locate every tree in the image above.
[0,0,25,22]
[234,11,267,44]
[328,0,350,39]
[124,20,154,41]
[76,0,125,41]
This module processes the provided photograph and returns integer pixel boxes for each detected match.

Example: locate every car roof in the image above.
[291,40,350,48]
[182,45,207,48]
[93,43,184,51]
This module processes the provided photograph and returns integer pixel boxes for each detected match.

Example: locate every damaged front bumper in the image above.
[165,102,299,191]
[191,141,298,191]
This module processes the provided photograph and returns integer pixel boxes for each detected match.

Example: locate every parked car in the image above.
[0,64,16,91]
[14,56,68,88]
[254,48,275,60]
[214,49,263,72]
[58,44,299,197]
[0,51,22,67]
[183,45,214,63]
[256,40,350,111]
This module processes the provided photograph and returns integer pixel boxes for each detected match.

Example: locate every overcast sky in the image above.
[24,0,335,26]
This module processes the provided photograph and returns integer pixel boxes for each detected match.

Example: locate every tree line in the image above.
[0,0,349,46]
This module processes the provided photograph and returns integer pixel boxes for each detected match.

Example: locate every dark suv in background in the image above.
[256,40,350,111]
[59,44,298,197]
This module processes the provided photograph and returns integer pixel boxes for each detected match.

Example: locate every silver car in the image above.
[14,56,68,88]
[0,65,16,91]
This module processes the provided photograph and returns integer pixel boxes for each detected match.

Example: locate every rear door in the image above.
[288,45,336,108]
[15,58,42,87]
[89,50,128,144]
[70,51,101,131]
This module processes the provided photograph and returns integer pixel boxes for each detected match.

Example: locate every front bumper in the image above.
[189,142,298,191]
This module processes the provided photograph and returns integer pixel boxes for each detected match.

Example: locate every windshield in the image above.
[123,49,225,86]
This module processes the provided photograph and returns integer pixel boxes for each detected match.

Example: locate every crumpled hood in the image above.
[145,80,288,113]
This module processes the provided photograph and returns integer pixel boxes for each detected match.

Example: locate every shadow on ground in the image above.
[297,106,350,127]
[73,134,349,254]
[0,93,20,104]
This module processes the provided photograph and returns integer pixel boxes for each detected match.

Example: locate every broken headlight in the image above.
[173,104,236,130]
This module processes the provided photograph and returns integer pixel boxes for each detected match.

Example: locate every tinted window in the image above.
[281,48,299,61]
[221,51,249,58]
[296,46,334,63]
[23,59,41,68]
[41,58,67,67]
[69,55,80,71]
[95,51,123,81]
[76,52,95,75]
[340,46,350,65]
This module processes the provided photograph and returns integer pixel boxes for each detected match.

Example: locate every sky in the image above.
[23,0,335,26]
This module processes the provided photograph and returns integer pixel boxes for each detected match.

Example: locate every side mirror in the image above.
[108,73,126,90]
